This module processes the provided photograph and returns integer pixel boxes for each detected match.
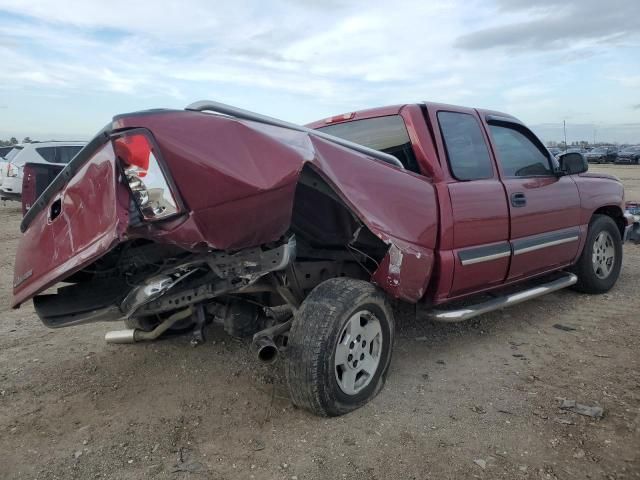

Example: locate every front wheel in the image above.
[571,214,622,293]
[285,278,395,417]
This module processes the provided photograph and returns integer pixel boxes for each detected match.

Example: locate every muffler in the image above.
[105,308,193,344]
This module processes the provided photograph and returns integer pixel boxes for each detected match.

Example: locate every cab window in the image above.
[489,124,553,177]
[317,115,420,173]
[437,111,494,181]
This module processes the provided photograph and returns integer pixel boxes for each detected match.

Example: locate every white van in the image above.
[1,141,86,201]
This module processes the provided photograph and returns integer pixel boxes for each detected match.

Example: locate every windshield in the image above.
[592,147,607,153]
[622,146,640,153]
[4,146,23,162]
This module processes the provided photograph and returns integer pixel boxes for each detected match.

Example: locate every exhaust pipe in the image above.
[252,336,279,364]
[104,329,136,344]
[250,318,293,364]
[105,308,193,344]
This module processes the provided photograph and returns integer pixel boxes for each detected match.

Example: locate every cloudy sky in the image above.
[0,0,639,144]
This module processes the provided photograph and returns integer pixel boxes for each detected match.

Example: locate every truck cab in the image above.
[308,102,627,305]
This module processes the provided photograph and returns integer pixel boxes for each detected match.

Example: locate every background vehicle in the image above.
[12,100,631,416]
[585,146,618,163]
[0,145,23,192]
[0,146,14,158]
[1,141,85,201]
[547,147,561,157]
[565,147,588,154]
[615,146,640,165]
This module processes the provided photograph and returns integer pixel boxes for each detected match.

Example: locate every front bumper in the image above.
[1,175,22,200]
[1,191,21,202]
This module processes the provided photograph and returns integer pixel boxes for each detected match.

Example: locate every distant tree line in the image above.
[0,137,33,146]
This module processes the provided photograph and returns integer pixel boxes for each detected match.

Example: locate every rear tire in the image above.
[285,278,394,417]
[571,215,622,294]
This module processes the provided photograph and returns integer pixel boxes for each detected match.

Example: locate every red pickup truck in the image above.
[13,100,633,416]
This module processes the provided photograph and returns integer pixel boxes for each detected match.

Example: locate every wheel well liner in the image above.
[593,205,625,238]
[291,165,435,303]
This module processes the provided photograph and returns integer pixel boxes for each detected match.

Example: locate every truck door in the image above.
[484,117,581,280]
[435,109,510,296]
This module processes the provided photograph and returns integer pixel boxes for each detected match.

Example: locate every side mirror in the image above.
[558,152,588,175]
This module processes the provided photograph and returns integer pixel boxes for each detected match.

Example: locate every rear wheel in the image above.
[571,215,622,293]
[285,278,394,417]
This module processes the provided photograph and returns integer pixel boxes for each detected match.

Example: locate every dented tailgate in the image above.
[12,142,129,307]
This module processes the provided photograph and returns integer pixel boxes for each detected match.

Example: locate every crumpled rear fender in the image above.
[114,111,439,302]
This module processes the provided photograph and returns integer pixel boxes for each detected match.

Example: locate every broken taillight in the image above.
[6,163,18,177]
[113,132,180,221]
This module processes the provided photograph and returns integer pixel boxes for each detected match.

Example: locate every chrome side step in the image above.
[427,273,578,323]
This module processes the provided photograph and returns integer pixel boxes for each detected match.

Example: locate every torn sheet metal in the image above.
[371,237,434,303]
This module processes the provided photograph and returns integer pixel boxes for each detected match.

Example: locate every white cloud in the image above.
[609,75,640,88]
[0,0,638,141]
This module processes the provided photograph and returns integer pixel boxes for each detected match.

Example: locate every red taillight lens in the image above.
[113,132,179,221]
[324,112,355,124]
[7,163,17,177]
[114,134,150,177]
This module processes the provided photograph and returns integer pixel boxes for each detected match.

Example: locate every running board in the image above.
[427,273,578,323]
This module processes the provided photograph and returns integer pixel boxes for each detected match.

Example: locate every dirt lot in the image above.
[1,165,639,479]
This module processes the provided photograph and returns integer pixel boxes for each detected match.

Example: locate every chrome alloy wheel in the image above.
[592,231,615,279]
[334,310,382,395]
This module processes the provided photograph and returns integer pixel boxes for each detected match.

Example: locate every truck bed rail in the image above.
[186,100,404,170]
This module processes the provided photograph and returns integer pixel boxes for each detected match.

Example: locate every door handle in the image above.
[511,192,527,207]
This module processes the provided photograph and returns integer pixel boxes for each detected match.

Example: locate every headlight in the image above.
[113,132,180,221]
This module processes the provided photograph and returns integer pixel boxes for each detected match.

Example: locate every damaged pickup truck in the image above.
[13,100,634,416]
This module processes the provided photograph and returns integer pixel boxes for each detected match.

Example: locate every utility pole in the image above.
[563,120,567,151]
[593,126,596,146]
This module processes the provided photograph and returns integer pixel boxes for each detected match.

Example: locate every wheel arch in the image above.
[291,164,435,303]
[592,205,625,239]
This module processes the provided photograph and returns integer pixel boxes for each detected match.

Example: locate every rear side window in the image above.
[36,146,82,164]
[56,146,82,164]
[36,146,57,163]
[317,115,420,173]
[437,111,494,181]
[489,125,552,177]
[4,147,23,162]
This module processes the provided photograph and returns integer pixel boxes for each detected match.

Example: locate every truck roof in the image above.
[305,102,521,129]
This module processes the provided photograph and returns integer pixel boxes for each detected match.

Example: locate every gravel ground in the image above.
[1,164,639,479]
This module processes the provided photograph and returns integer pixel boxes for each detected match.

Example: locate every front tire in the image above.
[571,215,622,293]
[285,278,395,417]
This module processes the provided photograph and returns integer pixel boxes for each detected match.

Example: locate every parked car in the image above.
[615,146,640,165]
[548,147,561,157]
[1,141,86,201]
[12,100,633,417]
[0,146,15,158]
[0,145,23,190]
[585,146,618,163]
